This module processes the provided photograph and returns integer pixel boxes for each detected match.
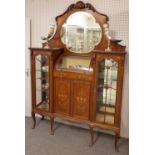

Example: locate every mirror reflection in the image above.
[61,12,102,53]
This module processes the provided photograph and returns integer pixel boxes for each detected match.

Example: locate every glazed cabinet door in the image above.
[55,78,70,115]
[31,52,52,113]
[94,55,125,127]
[72,81,91,120]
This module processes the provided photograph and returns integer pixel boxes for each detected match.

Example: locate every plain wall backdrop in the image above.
[25,0,129,138]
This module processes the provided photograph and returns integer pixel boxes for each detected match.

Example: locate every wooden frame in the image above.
[30,1,126,152]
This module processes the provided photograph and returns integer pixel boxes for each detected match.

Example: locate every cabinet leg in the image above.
[50,116,54,135]
[31,112,36,129]
[115,133,119,152]
[89,125,94,147]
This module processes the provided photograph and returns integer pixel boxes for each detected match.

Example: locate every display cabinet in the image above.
[30,1,126,151]
[31,48,63,128]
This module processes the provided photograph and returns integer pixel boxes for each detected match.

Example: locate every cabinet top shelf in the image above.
[92,50,126,54]
[29,47,126,54]
[29,47,64,51]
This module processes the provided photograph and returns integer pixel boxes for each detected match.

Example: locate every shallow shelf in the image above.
[99,106,115,114]
[36,102,49,111]
[35,69,48,73]
[96,113,114,125]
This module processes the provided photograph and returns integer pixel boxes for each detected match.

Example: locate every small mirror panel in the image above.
[56,55,93,72]
[61,11,102,53]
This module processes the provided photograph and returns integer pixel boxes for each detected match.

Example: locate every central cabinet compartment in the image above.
[54,55,94,120]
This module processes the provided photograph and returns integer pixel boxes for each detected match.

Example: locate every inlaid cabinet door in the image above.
[55,78,70,115]
[72,81,91,120]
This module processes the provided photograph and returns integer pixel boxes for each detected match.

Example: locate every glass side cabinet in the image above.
[35,54,50,111]
[31,50,53,117]
[30,48,63,132]
[96,58,118,125]
[94,54,125,131]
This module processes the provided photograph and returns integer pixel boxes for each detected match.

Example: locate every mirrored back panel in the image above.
[57,55,93,72]
[61,11,102,53]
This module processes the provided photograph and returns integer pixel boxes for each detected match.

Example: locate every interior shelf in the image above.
[36,77,49,80]
[36,101,49,111]
[36,88,49,92]
[35,69,48,72]
[98,106,115,115]
[96,113,114,125]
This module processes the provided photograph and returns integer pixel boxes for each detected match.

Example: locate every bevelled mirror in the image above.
[60,11,102,53]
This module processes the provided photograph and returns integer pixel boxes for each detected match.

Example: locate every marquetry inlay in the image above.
[58,94,67,105]
[76,96,87,112]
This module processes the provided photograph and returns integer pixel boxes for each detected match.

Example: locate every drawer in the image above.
[54,71,93,81]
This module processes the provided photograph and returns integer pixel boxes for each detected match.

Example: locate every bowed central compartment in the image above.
[54,55,94,120]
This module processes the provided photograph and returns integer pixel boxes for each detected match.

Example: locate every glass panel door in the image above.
[35,54,49,111]
[96,58,118,125]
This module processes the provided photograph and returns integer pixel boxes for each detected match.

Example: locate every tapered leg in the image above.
[115,133,119,152]
[89,125,94,147]
[50,116,54,135]
[31,112,36,129]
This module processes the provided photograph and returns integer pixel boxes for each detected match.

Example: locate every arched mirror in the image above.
[60,11,102,53]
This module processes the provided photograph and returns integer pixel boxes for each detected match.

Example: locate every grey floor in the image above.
[26,117,129,155]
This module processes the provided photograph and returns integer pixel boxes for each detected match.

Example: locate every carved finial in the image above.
[41,24,55,42]
[103,23,112,51]
[103,23,111,39]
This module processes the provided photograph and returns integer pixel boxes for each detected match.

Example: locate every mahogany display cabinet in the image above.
[30,1,126,151]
